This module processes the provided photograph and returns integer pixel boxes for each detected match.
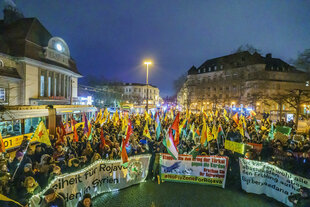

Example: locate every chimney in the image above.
[3,1,24,25]
[266,53,272,59]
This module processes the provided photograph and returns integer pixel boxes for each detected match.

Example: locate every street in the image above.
[93,181,285,207]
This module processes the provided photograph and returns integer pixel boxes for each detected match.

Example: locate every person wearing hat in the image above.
[39,188,66,207]
[77,193,92,207]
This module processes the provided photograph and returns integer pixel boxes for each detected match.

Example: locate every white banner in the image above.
[240,158,310,206]
[160,153,229,188]
[29,154,151,207]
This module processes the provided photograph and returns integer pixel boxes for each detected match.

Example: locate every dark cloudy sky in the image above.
[1,0,310,96]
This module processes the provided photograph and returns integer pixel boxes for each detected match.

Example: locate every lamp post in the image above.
[144,61,152,112]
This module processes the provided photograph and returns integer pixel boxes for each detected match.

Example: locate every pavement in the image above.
[93,180,285,207]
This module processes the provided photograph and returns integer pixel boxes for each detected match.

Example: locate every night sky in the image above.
[1,0,310,97]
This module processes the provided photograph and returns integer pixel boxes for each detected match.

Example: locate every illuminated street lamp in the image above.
[144,61,152,112]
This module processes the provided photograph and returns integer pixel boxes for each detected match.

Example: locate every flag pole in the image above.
[12,121,41,181]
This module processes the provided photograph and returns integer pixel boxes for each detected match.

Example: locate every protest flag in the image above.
[125,119,133,146]
[0,132,5,152]
[121,138,129,166]
[163,128,178,160]
[155,112,161,140]
[275,125,291,135]
[207,125,213,142]
[0,194,23,207]
[73,124,78,142]
[200,121,207,146]
[171,113,180,146]
[143,123,151,139]
[33,121,51,146]
[95,109,102,124]
[232,113,239,124]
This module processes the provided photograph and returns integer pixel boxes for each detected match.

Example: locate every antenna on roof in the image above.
[3,0,24,24]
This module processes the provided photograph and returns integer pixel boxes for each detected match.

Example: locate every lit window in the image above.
[208,67,211,72]
[306,81,309,87]
[40,75,45,96]
[0,88,5,101]
[203,68,206,73]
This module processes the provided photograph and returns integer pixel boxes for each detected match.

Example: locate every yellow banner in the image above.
[225,140,245,154]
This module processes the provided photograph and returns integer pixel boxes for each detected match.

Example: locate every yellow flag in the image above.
[200,121,207,145]
[238,119,244,137]
[143,123,151,139]
[207,126,213,142]
[95,109,102,124]
[212,124,218,140]
[0,194,23,206]
[33,121,51,146]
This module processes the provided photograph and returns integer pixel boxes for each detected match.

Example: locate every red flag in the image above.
[232,113,239,124]
[121,138,128,164]
[73,125,78,142]
[59,122,66,143]
[171,113,180,146]
[100,128,106,149]
[0,132,5,153]
[125,119,133,147]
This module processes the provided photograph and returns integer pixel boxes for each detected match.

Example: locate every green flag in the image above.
[275,126,292,135]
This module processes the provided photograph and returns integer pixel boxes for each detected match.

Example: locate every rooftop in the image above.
[0,17,81,75]
[188,51,300,75]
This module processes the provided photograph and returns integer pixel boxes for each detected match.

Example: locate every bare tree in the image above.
[283,89,310,128]
[293,49,310,72]
[233,44,261,55]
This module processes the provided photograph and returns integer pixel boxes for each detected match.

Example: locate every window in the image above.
[40,75,45,96]
[25,117,46,134]
[203,68,206,73]
[0,60,3,67]
[0,88,5,102]
[220,65,223,69]
[214,66,217,70]
[198,69,201,73]
[0,120,21,138]
[48,76,51,97]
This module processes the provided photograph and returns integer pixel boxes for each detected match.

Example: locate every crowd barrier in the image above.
[29,154,151,207]
[160,153,229,188]
[240,158,310,207]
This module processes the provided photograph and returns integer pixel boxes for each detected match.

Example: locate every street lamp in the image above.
[144,61,152,112]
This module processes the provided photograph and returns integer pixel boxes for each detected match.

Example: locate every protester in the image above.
[39,188,66,207]
[77,193,92,207]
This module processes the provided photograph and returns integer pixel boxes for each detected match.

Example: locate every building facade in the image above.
[0,6,81,106]
[79,83,162,108]
[178,51,310,118]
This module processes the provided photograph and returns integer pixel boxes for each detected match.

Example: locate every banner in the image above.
[239,158,310,207]
[29,154,151,207]
[160,153,229,188]
[225,140,245,154]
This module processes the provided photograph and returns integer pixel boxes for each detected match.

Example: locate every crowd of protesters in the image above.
[0,109,310,206]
